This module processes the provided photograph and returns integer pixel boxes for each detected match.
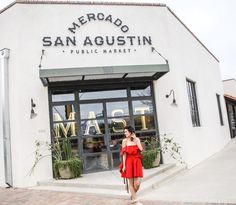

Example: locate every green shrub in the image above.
[142,149,159,169]
[30,137,83,179]
[54,158,83,179]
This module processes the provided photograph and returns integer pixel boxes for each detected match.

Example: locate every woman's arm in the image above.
[133,135,143,151]
[122,139,127,172]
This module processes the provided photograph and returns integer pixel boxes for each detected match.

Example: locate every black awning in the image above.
[39,64,169,86]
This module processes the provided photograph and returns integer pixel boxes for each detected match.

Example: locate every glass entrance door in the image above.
[49,83,158,173]
[79,89,130,172]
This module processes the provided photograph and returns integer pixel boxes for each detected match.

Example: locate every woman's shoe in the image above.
[131,198,139,204]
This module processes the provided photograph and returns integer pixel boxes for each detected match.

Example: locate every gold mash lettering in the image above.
[53,107,149,138]
[111,109,127,133]
[54,112,76,138]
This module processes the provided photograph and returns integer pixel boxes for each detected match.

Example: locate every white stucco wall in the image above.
[0,6,53,187]
[155,8,230,167]
[223,79,236,96]
[0,2,231,186]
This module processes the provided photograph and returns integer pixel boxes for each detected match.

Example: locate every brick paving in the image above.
[0,188,233,205]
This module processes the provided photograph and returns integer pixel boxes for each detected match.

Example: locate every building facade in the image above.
[0,1,231,187]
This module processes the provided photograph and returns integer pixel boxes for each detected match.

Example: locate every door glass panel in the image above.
[111,152,121,168]
[80,103,103,120]
[53,105,75,121]
[70,139,79,157]
[134,115,155,131]
[108,117,130,134]
[109,135,122,151]
[84,154,109,172]
[132,100,153,115]
[81,119,105,135]
[136,131,156,140]
[79,89,127,100]
[53,122,77,138]
[136,131,157,150]
[131,86,151,97]
[52,91,74,102]
[109,135,122,168]
[83,136,107,153]
[106,101,129,117]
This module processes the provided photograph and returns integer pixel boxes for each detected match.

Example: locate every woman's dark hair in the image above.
[124,125,135,134]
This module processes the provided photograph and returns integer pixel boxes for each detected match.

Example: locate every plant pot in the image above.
[152,152,160,167]
[54,158,82,179]
[142,149,159,169]
[58,165,74,179]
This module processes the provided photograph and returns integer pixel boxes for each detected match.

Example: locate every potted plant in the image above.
[53,138,82,179]
[142,134,183,169]
[30,137,82,179]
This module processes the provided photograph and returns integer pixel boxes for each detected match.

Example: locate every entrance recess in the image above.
[49,82,158,172]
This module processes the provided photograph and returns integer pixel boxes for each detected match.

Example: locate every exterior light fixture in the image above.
[166,89,177,106]
[38,49,45,69]
[30,98,37,119]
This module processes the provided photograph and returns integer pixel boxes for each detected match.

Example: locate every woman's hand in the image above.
[133,136,139,144]
[122,165,126,173]
[133,137,143,151]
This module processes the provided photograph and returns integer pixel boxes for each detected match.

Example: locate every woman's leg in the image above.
[128,178,136,200]
[134,177,141,193]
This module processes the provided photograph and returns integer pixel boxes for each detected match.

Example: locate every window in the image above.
[52,90,75,102]
[186,79,200,127]
[49,83,158,172]
[216,94,224,125]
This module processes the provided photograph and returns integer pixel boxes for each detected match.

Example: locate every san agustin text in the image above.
[42,35,152,54]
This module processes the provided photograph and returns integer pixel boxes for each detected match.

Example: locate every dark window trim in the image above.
[186,78,201,127]
[216,94,224,126]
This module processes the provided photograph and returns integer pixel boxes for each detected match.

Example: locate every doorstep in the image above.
[29,164,186,199]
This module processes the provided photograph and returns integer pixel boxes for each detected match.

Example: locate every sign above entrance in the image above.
[42,12,153,55]
[67,12,129,34]
[39,9,169,81]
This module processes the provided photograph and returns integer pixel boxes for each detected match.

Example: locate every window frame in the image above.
[48,81,159,172]
[186,78,201,127]
[216,93,224,126]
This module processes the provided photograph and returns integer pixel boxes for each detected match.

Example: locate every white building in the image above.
[0,1,231,187]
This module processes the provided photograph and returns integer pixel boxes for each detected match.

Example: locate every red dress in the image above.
[119,145,143,178]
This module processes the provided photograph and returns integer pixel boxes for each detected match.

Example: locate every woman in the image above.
[120,125,143,202]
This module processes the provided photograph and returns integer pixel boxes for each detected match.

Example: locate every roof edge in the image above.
[224,94,236,102]
[0,1,16,15]
[166,6,219,63]
[0,1,218,63]
[223,78,236,82]
[0,0,166,14]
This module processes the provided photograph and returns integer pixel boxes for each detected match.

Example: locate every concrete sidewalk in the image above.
[0,187,233,205]
[140,138,236,204]
[0,138,236,205]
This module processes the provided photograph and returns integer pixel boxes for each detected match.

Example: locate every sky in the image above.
[0,0,235,80]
